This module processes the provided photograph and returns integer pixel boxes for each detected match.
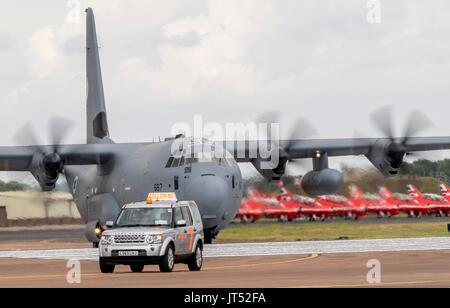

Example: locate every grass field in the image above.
[216,222,450,242]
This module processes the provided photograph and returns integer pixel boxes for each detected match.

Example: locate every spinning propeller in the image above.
[14,116,74,190]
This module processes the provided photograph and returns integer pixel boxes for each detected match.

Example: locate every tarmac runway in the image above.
[0,235,450,287]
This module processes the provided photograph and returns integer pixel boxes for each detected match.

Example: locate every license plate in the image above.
[118,250,139,257]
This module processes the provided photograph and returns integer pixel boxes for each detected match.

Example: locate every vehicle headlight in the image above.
[145,234,163,244]
[101,235,114,245]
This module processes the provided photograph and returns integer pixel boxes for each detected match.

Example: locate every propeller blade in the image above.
[14,123,43,153]
[401,110,432,145]
[285,117,319,153]
[370,105,395,141]
[255,110,280,142]
[49,116,74,152]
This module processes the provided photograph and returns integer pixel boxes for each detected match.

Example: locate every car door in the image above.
[181,206,194,253]
[173,207,187,255]
[188,202,203,241]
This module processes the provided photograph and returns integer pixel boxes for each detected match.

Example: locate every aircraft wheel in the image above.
[278,215,288,222]
[204,229,213,244]
[99,258,115,273]
[130,263,144,272]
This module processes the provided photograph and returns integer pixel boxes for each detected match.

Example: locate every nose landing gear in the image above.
[204,228,219,244]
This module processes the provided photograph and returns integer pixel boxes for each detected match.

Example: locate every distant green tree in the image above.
[0,180,31,192]
[400,159,450,180]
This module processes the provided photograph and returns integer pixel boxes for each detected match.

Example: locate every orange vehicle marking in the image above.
[188,227,194,250]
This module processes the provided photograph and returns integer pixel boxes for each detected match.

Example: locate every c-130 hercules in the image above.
[3,8,450,244]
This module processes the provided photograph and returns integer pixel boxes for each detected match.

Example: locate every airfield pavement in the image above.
[0,225,450,287]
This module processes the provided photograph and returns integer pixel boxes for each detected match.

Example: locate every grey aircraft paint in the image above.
[2,8,450,244]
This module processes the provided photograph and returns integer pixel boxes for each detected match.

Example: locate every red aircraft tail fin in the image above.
[407,184,422,198]
[278,180,294,197]
[247,186,262,200]
[349,184,364,199]
[440,183,450,196]
[379,186,392,199]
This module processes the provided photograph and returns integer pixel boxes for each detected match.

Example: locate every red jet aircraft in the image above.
[440,183,450,199]
[277,181,334,221]
[371,187,403,218]
[405,184,450,217]
[396,185,446,217]
[235,187,279,223]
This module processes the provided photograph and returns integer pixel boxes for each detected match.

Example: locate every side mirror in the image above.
[176,220,187,227]
[106,221,114,228]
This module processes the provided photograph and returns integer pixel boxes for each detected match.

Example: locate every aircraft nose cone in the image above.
[186,175,228,217]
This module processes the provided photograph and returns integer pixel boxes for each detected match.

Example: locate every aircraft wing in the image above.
[225,136,450,161]
[0,144,117,171]
[1,136,449,172]
[0,146,35,171]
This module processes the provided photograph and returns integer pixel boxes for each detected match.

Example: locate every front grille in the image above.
[113,233,146,244]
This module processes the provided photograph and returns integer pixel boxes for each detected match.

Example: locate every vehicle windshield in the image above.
[115,207,172,227]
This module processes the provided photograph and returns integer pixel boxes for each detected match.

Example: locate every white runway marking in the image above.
[0,237,449,261]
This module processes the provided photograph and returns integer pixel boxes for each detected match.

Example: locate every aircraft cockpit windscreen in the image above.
[166,138,234,168]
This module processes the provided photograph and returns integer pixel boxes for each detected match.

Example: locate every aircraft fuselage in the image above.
[64,138,243,242]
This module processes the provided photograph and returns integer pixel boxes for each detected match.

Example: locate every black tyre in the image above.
[159,244,175,272]
[99,258,115,273]
[187,244,203,271]
[130,263,144,272]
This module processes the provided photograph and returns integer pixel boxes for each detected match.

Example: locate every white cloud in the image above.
[0,0,449,172]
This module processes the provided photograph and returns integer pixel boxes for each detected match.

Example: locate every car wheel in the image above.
[159,244,175,272]
[188,244,203,271]
[99,258,115,273]
[130,263,144,272]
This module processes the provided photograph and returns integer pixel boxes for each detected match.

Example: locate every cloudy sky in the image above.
[0,0,449,180]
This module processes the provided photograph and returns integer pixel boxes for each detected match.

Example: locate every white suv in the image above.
[99,199,204,273]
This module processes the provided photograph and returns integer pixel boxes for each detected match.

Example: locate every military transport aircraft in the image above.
[2,8,450,245]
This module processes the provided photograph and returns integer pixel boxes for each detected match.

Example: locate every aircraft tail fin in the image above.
[349,184,364,199]
[278,180,294,197]
[379,186,392,199]
[246,187,262,200]
[407,184,422,197]
[440,183,450,196]
[85,7,110,144]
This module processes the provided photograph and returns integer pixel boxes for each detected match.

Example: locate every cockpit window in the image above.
[165,153,233,168]
[165,157,174,168]
[171,157,181,168]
